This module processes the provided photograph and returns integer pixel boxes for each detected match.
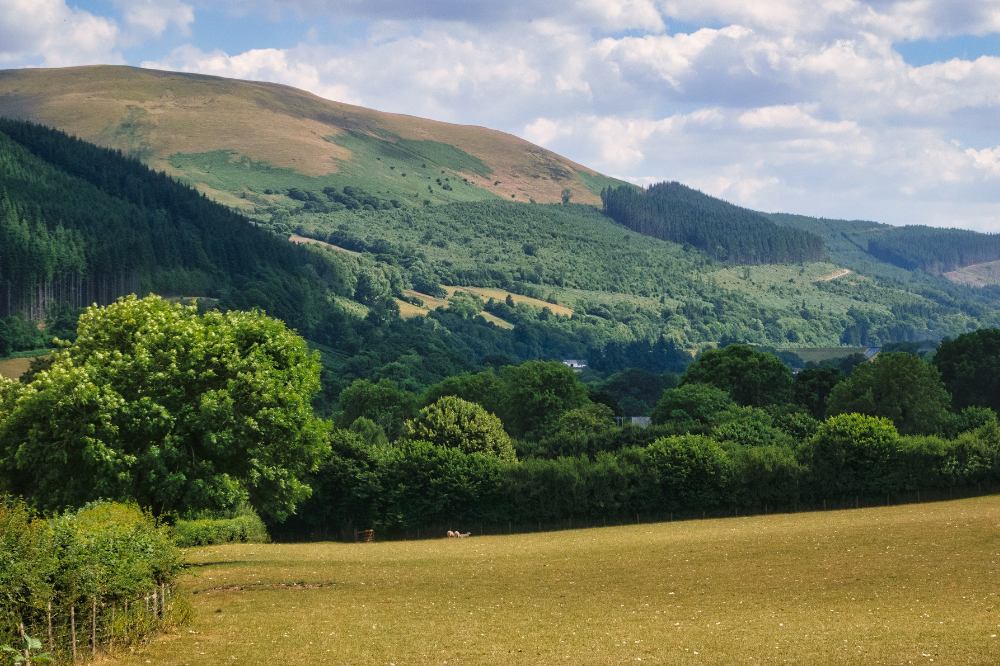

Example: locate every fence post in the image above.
[161,583,166,616]
[110,603,115,651]
[91,599,96,658]
[71,606,77,663]
[823,499,826,510]
[18,623,28,663]
[47,601,53,651]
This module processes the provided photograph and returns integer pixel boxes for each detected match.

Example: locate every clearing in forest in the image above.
[120,496,1000,665]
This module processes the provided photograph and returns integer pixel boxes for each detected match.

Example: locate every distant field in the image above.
[777,347,869,363]
[0,357,31,379]
[121,496,1000,665]
[395,287,566,328]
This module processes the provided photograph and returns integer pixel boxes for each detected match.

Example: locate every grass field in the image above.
[0,357,31,379]
[776,347,870,363]
[119,496,1000,665]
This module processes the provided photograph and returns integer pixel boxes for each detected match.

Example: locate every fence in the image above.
[14,584,178,663]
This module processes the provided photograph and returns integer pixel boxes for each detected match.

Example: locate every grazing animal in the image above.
[447,531,455,538]
[457,532,471,538]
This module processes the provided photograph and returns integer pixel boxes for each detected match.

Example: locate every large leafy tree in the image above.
[499,361,590,439]
[680,344,793,407]
[825,352,950,435]
[651,383,734,426]
[933,328,1000,413]
[800,413,901,499]
[793,366,844,420]
[0,295,328,521]
[404,395,515,461]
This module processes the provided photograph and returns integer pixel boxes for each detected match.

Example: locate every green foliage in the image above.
[404,396,515,461]
[336,378,418,442]
[588,369,677,417]
[348,416,389,448]
[421,370,506,417]
[933,328,1000,413]
[499,361,590,439]
[0,295,328,521]
[800,413,902,499]
[866,225,1000,272]
[602,182,825,264]
[2,634,53,665]
[724,443,803,510]
[535,403,616,458]
[712,406,795,448]
[826,352,951,435]
[648,434,730,512]
[651,383,734,426]
[681,344,794,407]
[0,498,183,649]
[0,120,348,333]
[173,503,270,547]
[793,366,844,420]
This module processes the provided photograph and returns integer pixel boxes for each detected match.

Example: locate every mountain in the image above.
[0,65,624,210]
[4,65,1000,396]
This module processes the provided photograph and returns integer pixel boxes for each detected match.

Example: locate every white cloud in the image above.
[6,0,1000,230]
[0,0,121,66]
[142,45,363,105]
[966,145,1000,177]
[116,0,194,42]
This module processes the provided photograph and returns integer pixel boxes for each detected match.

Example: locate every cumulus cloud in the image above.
[0,0,121,66]
[115,0,194,43]
[5,0,1000,229]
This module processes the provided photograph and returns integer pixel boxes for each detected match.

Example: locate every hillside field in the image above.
[119,496,1000,665]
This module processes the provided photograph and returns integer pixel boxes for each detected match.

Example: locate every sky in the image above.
[2,1,1000,231]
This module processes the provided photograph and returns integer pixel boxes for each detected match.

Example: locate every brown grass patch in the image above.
[113,495,1000,665]
[443,286,574,316]
[0,357,31,379]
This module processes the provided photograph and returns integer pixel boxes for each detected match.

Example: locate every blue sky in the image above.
[2,0,1000,231]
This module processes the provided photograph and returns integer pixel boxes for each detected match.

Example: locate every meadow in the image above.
[119,496,1000,665]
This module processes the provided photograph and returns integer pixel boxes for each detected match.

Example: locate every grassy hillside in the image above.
[117,496,1000,665]
[0,66,626,209]
[284,200,996,347]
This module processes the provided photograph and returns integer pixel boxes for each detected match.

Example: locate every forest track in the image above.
[816,268,851,281]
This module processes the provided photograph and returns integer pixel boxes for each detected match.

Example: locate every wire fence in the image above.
[13,583,179,664]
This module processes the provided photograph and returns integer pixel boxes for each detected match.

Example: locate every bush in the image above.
[173,503,270,547]
[800,413,901,500]
[724,443,803,509]
[648,434,730,512]
[403,396,515,461]
[651,383,734,426]
[0,498,184,655]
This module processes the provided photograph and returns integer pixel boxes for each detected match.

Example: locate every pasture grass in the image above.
[0,357,31,379]
[118,496,1000,665]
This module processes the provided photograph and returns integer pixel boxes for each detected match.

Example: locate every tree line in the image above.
[600,181,826,265]
[866,225,1000,273]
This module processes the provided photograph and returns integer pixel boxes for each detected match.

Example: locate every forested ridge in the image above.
[601,181,826,265]
[0,118,339,330]
[866,225,1000,273]
[6,119,1000,408]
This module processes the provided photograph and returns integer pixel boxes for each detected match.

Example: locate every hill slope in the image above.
[0,65,624,209]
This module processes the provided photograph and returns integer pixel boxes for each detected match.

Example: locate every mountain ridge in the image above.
[0,65,624,208]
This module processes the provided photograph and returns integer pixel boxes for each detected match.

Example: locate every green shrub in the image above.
[800,413,901,500]
[173,503,270,547]
[0,498,184,657]
[648,434,730,512]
